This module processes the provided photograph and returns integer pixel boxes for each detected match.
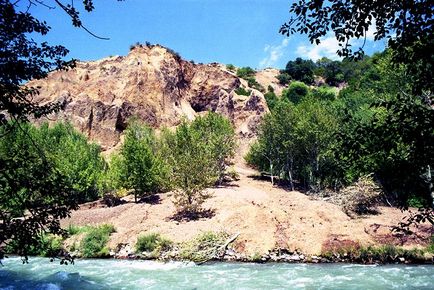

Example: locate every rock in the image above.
[288,254,301,262]
[399,257,405,263]
[28,45,269,149]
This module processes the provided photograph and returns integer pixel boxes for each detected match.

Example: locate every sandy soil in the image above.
[61,162,432,256]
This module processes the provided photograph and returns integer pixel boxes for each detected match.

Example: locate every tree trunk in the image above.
[428,165,433,207]
[270,162,274,186]
[288,169,294,191]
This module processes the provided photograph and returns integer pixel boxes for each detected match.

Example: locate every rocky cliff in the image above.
[28,45,268,149]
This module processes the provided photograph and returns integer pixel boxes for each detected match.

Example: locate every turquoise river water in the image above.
[0,257,433,289]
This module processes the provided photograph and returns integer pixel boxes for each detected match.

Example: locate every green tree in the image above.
[247,98,337,190]
[190,112,236,185]
[283,58,315,84]
[162,121,217,215]
[36,122,106,202]
[0,123,79,260]
[116,122,168,203]
[280,0,433,212]
[280,0,433,94]
[0,0,122,261]
[162,112,235,215]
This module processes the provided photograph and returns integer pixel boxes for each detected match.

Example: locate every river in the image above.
[0,257,433,289]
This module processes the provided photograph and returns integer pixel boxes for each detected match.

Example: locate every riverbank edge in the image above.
[110,246,434,265]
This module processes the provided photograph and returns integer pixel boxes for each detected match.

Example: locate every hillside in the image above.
[25,44,432,261]
[62,163,432,258]
[27,44,268,150]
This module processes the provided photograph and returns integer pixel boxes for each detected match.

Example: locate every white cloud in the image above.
[259,38,289,68]
[296,24,378,61]
[296,36,341,61]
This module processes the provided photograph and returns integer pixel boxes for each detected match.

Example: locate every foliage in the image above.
[179,231,229,263]
[276,72,291,85]
[162,112,236,214]
[280,0,433,94]
[0,0,71,122]
[282,58,315,84]
[234,87,251,96]
[0,122,79,260]
[226,64,236,72]
[282,81,310,104]
[112,122,170,202]
[135,233,172,254]
[37,122,106,202]
[236,67,263,91]
[0,0,121,262]
[79,224,115,258]
[264,85,279,111]
[246,98,337,190]
[190,112,236,184]
[5,233,64,257]
[311,86,337,101]
[236,67,256,79]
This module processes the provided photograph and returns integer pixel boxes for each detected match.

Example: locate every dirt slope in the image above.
[62,164,432,256]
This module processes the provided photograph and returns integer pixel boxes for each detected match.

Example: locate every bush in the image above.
[282,81,309,104]
[236,67,263,92]
[264,90,278,111]
[234,87,251,96]
[135,233,172,254]
[80,224,115,258]
[236,67,255,79]
[4,233,64,257]
[226,64,235,72]
[276,72,291,85]
[180,231,229,263]
[311,86,337,101]
[340,176,382,216]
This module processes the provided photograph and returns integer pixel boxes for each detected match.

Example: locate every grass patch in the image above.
[66,224,93,236]
[180,231,229,263]
[135,233,172,257]
[79,224,116,258]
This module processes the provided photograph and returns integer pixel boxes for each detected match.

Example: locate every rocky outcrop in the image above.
[28,45,268,149]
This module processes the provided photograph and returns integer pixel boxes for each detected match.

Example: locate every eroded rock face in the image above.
[28,45,268,149]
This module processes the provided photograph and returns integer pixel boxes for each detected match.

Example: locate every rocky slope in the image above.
[28,45,268,149]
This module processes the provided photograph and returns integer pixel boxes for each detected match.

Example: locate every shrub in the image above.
[282,81,309,104]
[311,86,337,101]
[340,175,382,216]
[264,90,278,111]
[4,233,64,257]
[276,72,291,85]
[180,231,229,262]
[235,87,251,96]
[236,67,255,79]
[135,233,172,254]
[80,224,115,258]
[226,64,235,72]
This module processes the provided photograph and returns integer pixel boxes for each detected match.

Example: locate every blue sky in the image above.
[22,0,385,69]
